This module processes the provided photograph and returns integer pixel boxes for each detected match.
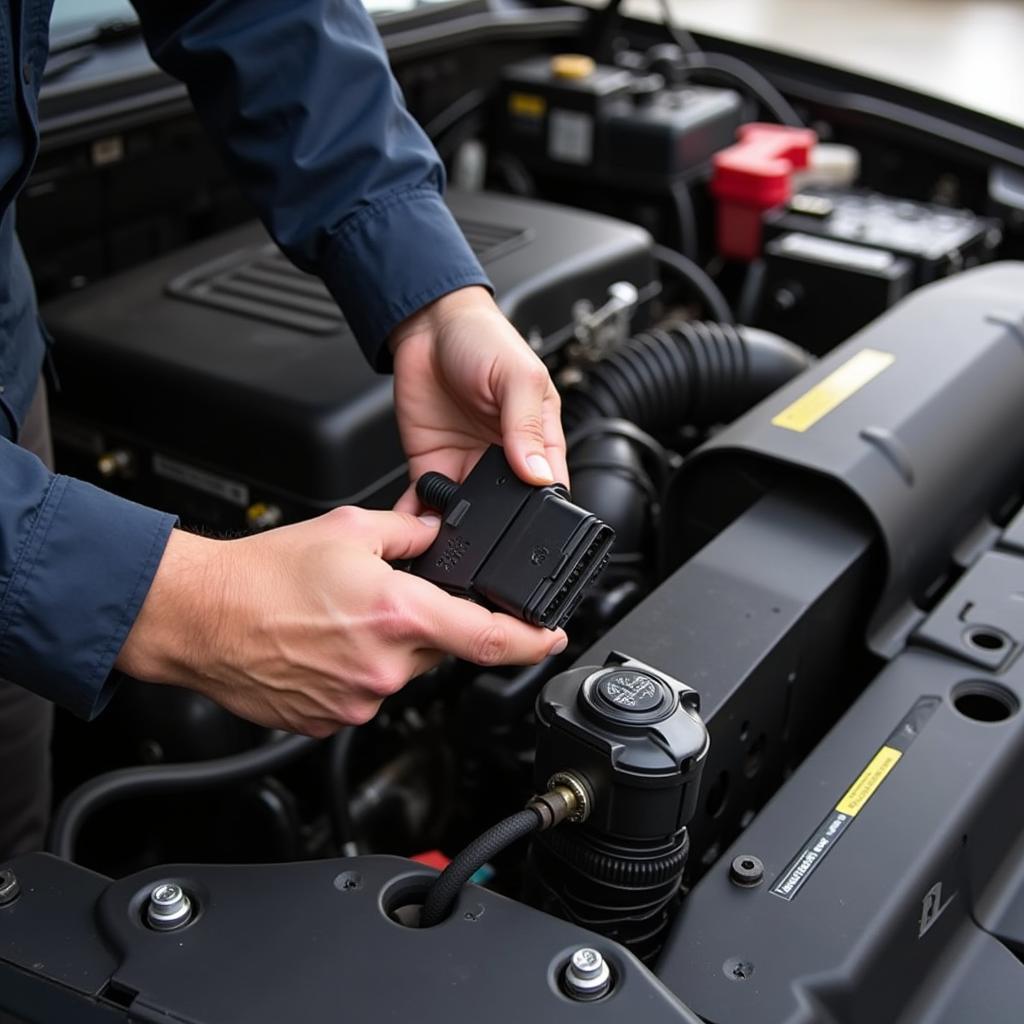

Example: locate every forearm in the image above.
[115,529,227,687]
[0,439,176,718]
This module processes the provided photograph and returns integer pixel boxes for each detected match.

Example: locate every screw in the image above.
[730,854,765,887]
[0,869,20,906]
[723,957,755,981]
[146,882,193,931]
[563,947,612,1001]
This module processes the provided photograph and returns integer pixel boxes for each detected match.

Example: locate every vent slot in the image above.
[166,218,528,335]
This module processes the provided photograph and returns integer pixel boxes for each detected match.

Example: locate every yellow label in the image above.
[772,348,895,433]
[550,54,596,79]
[835,745,902,817]
[508,92,547,119]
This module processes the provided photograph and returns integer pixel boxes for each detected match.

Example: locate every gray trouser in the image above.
[0,380,55,858]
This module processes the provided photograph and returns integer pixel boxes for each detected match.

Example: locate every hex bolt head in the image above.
[146,882,193,931]
[730,854,765,887]
[0,869,20,906]
[563,947,612,1001]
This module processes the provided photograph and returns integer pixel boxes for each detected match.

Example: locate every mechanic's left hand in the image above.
[390,285,567,512]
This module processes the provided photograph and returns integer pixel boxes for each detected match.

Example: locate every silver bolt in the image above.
[146,882,193,931]
[0,869,19,906]
[563,947,612,1001]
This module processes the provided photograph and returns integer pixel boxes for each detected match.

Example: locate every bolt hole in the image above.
[743,734,766,779]
[952,681,1018,723]
[705,770,730,819]
[741,859,755,871]
[739,720,750,743]
[965,627,1009,652]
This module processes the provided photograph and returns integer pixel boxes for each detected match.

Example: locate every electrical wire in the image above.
[683,53,804,127]
[668,179,699,260]
[655,0,803,127]
[656,0,703,61]
[423,90,487,142]
[48,733,319,863]
[652,244,735,323]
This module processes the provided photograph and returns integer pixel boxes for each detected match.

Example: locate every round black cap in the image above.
[588,669,673,723]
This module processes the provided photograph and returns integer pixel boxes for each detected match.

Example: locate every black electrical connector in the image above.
[408,446,614,630]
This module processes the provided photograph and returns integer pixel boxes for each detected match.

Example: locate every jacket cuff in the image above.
[320,186,492,371]
[0,477,176,719]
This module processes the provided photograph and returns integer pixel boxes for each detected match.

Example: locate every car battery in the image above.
[755,188,1001,352]
[764,188,1001,284]
[496,54,743,191]
[43,190,655,532]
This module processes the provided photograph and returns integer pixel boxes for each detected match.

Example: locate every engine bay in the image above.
[3,2,1024,1021]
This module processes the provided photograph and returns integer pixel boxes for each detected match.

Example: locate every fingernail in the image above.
[418,514,441,528]
[549,634,568,655]
[527,454,554,482]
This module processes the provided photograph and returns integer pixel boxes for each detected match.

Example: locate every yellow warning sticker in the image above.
[772,698,938,902]
[771,348,895,433]
[508,92,547,119]
[835,745,902,817]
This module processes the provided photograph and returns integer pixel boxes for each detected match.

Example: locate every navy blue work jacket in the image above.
[0,0,488,718]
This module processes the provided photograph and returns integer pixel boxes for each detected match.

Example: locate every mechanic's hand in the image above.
[115,510,567,736]
[390,285,568,512]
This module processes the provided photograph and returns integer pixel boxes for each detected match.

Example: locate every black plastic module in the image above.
[497,54,743,189]
[754,231,914,353]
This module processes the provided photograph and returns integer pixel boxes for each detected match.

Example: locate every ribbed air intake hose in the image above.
[562,321,811,434]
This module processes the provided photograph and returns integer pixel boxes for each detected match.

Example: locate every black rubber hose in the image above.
[420,808,542,927]
[652,245,734,324]
[327,728,357,855]
[48,733,318,862]
[667,182,699,261]
[562,321,811,434]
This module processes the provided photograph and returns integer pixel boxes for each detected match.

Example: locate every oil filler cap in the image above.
[586,669,674,724]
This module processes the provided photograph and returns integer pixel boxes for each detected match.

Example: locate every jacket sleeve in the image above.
[130,0,491,371]
[0,439,176,719]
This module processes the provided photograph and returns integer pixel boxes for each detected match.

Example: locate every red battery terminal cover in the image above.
[711,123,817,261]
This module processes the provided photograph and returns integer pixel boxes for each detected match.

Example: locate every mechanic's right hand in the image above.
[115,508,567,736]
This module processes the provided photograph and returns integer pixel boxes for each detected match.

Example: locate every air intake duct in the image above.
[562,321,811,434]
